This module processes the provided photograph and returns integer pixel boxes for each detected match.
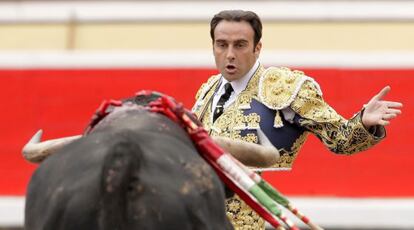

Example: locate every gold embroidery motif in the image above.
[245,113,260,130]
[226,195,265,230]
[242,133,258,144]
[273,149,292,168]
[239,94,253,109]
[234,112,246,130]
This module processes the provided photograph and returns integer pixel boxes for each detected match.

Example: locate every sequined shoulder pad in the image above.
[195,74,221,101]
[258,67,322,110]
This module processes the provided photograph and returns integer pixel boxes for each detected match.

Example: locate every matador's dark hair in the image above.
[210,10,262,49]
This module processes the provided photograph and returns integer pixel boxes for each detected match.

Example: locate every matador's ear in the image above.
[254,41,262,58]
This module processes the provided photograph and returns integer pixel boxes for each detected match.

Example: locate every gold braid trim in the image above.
[192,74,221,120]
[194,74,221,101]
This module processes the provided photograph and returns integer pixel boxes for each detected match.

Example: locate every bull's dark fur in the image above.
[25,106,233,230]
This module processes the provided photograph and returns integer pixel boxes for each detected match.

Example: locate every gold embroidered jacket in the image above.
[192,65,385,170]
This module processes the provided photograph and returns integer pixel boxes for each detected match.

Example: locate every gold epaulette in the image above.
[258,67,322,127]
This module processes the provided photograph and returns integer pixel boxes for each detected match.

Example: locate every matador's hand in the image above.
[362,86,403,129]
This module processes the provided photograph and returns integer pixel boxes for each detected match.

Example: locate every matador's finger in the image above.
[384,101,403,108]
[373,86,391,101]
[382,113,397,120]
[386,108,402,115]
[378,119,390,126]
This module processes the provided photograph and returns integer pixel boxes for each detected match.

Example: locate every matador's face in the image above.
[213,20,261,82]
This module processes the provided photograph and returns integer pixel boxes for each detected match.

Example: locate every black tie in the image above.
[213,83,233,122]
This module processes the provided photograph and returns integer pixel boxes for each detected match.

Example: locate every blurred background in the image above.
[1,0,413,229]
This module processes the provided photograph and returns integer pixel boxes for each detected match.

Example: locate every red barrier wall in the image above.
[1,68,413,197]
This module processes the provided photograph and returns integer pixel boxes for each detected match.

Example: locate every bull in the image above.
[23,93,279,230]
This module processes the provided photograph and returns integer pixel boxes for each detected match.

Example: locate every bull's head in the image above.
[22,129,279,167]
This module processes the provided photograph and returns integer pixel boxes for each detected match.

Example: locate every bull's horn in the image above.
[22,129,278,166]
[22,130,82,163]
[212,132,279,168]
